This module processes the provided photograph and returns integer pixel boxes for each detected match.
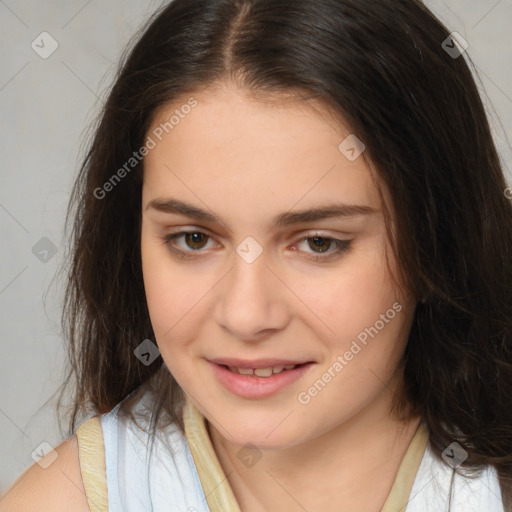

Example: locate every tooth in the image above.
[229,366,238,373]
[272,366,284,374]
[284,364,296,370]
[238,367,254,375]
[254,367,273,377]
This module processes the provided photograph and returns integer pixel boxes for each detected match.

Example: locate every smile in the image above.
[208,360,314,399]
[226,364,298,377]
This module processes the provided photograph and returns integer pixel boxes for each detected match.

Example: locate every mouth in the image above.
[218,362,309,378]
[208,359,315,399]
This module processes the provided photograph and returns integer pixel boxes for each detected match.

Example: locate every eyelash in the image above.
[160,231,352,263]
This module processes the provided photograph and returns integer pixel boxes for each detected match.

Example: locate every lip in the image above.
[209,360,315,399]
[208,357,313,369]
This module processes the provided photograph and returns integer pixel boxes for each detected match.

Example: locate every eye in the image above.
[293,233,352,262]
[161,231,215,259]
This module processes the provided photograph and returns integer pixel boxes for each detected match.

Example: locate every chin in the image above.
[212,414,309,450]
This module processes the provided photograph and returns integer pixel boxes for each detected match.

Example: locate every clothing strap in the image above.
[380,420,429,511]
[183,397,242,511]
[76,416,109,512]
[184,394,429,512]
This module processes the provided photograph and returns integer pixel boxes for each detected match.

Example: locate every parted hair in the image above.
[57,0,512,507]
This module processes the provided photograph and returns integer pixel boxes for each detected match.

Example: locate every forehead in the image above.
[143,86,382,215]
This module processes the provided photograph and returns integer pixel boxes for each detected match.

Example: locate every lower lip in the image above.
[209,361,314,399]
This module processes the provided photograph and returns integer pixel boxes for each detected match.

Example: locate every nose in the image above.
[214,249,290,341]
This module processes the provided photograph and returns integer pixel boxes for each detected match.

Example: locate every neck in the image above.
[207,383,421,512]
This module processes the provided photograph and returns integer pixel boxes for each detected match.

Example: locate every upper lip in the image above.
[208,357,314,369]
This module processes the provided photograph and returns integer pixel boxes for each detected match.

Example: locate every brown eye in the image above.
[294,234,352,262]
[161,231,214,260]
[307,236,332,253]
[183,232,209,250]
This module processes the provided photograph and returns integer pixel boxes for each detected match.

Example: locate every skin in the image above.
[141,83,421,511]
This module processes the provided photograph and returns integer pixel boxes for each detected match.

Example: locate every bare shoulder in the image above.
[0,435,91,512]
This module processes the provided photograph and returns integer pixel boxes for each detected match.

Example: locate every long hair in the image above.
[57,0,512,506]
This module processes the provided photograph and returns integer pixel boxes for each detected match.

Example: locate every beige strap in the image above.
[76,416,109,512]
[380,420,429,512]
[183,397,242,511]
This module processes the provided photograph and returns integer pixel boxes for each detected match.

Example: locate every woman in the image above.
[2,0,511,510]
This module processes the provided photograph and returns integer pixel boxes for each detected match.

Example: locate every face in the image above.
[141,84,416,450]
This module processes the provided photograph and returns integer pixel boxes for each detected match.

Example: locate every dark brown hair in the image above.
[56,0,512,507]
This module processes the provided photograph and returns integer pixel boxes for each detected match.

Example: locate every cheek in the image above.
[141,229,204,348]
[299,254,411,424]
[299,238,403,349]
[141,243,208,387]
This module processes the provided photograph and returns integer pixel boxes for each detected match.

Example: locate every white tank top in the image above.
[75,389,506,511]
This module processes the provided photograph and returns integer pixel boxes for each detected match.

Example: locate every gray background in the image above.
[1,0,511,494]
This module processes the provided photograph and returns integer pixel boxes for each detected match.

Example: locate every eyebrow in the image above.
[146,198,378,229]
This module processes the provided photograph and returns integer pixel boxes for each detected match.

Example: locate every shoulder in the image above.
[0,391,179,512]
[0,435,91,512]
